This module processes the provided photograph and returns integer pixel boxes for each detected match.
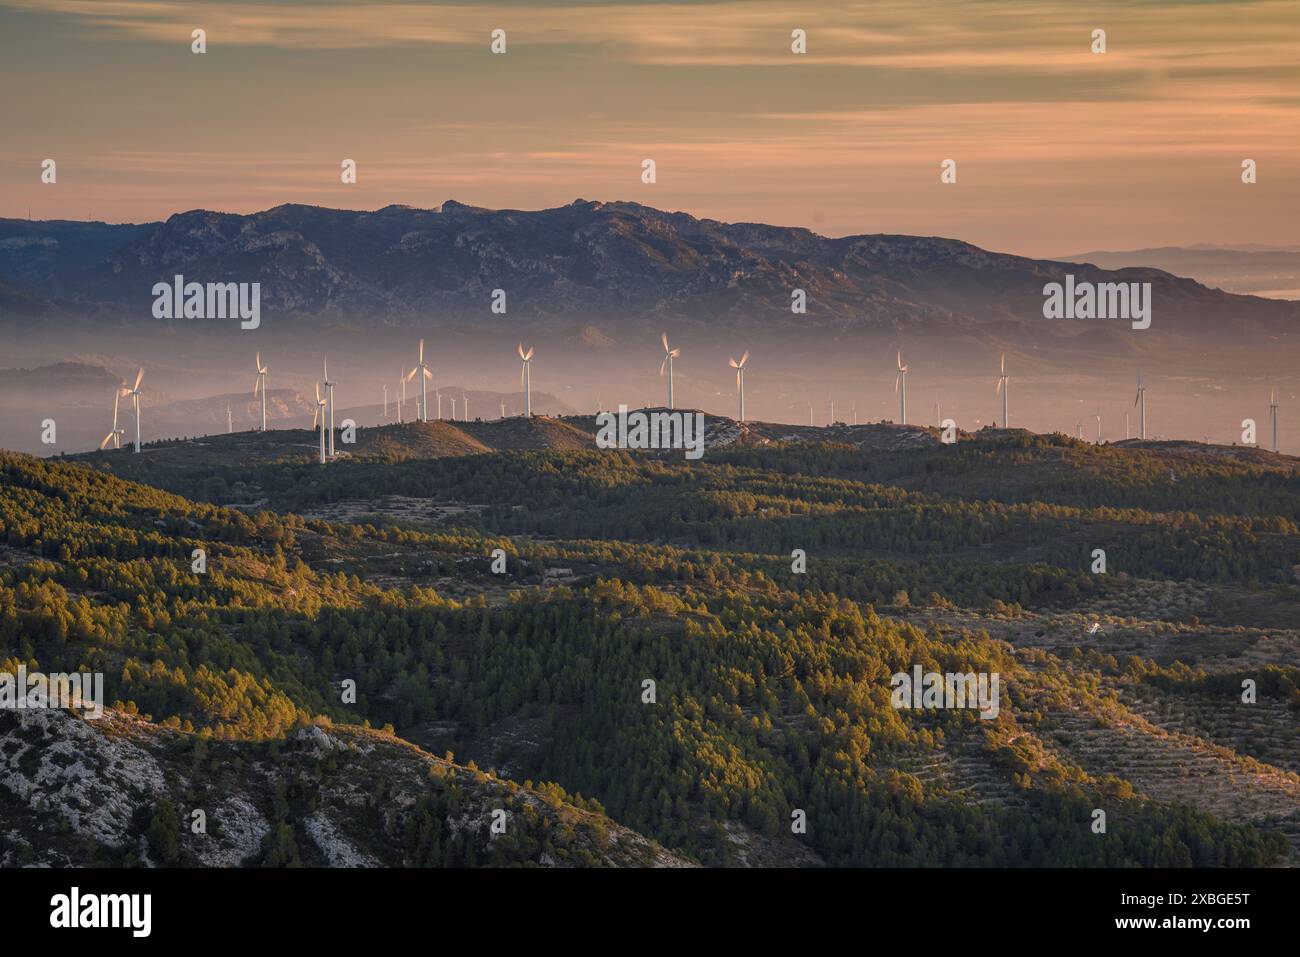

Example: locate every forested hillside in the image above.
[4,431,1299,867]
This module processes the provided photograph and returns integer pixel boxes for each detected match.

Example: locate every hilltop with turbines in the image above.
[2,200,1298,457]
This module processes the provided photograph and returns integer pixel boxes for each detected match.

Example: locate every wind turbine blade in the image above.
[133,368,144,390]
[100,432,114,450]
[423,368,433,380]
[419,338,425,363]
[896,351,902,371]
[256,351,261,370]
[315,382,321,403]
[518,342,525,360]
[729,357,739,369]
[740,350,748,367]
[996,379,1002,395]
[526,346,534,360]
[1000,352,1005,374]
[660,355,669,376]
[661,332,670,353]
[895,374,900,395]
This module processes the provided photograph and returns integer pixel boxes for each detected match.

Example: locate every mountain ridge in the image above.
[3,200,1296,346]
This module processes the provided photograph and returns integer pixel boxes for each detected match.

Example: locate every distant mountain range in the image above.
[1061,245,1300,300]
[3,201,1297,348]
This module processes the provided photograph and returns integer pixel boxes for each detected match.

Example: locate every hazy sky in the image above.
[1,0,1297,256]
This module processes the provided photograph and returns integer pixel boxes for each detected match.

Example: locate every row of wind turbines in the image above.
[98,340,1282,458]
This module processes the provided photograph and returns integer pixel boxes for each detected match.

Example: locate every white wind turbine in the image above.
[660,333,681,409]
[397,369,405,424]
[1269,388,1279,452]
[828,393,836,425]
[404,339,433,422]
[1076,419,1084,440]
[122,369,144,453]
[1134,369,1147,440]
[226,401,233,434]
[518,343,535,416]
[934,396,941,428]
[996,353,1009,428]
[99,391,125,450]
[1094,407,1102,443]
[383,384,389,420]
[323,358,336,457]
[312,383,327,464]
[852,401,857,426]
[728,351,749,422]
[894,351,909,424]
[462,393,470,421]
[254,352,269,431]
[500,399,506,419]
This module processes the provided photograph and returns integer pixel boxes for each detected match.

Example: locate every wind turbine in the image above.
[1134,369,1147,440]
[852,401,857,426]
[828,393,836,425]
[934,396,941,428]
[729,351,749,422]
[1270,388,1279,452]
[1095,407,1102,443]
[895,351,909,424]
[518,343,535,416]
[383,384,389,420]
[397,369,405,424]
[99,392,124,450]
[809,403,814,426]
[659,333,681,410]
[122,369,144,453]
[462,393,470,421]
[226,402,233,434]
[312,383,327,464]
[500,399,506,419]
[323,358,336,457]
[996,353,1009,428]
[254,352,268,431]
[405,339,432,422]
[1076,419,1084,440]
[1125,411,1130,440]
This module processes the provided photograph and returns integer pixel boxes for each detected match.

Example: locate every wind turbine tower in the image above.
[254,352,269,431]
[122,369,144,453]
[729,351,749,422]
[1134,369,1147,440]
[1270,388,1279,452]
[660,333,681,409]
[996,353,1009,428]
[99,392,124,450]
[895,351,909,425]
[312,383,327,464]
[518,343,535,416]
[323,358,336,457]
[405,339,432,422]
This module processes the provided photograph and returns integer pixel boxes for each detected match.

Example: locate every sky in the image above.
[1,0,1297,256]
